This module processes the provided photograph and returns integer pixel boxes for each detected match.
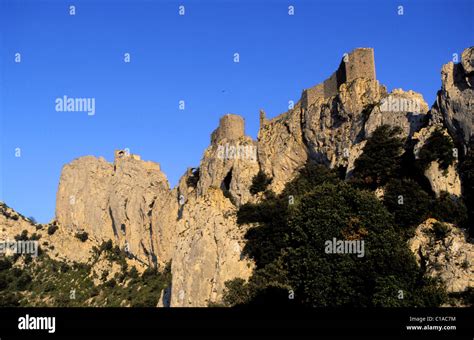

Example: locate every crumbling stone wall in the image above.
[302,48,376,108]
[211,114,245,144]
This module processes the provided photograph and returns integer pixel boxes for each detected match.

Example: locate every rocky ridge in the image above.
[3,46,473,306]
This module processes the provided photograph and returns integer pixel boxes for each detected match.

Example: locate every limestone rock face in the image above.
[462,47,474,75]
[302,78,384,169]
[413,126,462,197]
[257,105,308,194]
[1,202,98,263]
[150,189,180,267]
[108,152,171,266]
[161,115,258,306]
[55,156,114,241]
[424,162,462,197]
[364,89,429,139]
[48,46,473,307]
[168,188,253,307]
[55,151,174,266]
[409,219,473,293]
[431,46,474,153]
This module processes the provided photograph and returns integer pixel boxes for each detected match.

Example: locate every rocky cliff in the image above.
[8,46,471,307]
[431,47,474,155]
[409,218,473,294]
[55,151,175,267]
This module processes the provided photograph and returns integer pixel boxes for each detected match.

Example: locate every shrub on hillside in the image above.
[75,231,88,242]
[430,192,468,228]
[249,170,272,195]
[383,178,431,238]
[352,125,405,189]
[47,224,58,235]
[432,222,450,240]
[227,163,446,307]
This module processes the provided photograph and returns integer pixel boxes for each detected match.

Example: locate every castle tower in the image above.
[211,114,245,144]
[302,48,376,108]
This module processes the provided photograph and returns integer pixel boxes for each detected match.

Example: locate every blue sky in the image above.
[0,0,472,223]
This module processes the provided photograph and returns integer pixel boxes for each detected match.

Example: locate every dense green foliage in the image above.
[223,124,472,308]
[382,179,431,238]
[226,163,447,307]
[430,192,468,229]
[352,125,404,189]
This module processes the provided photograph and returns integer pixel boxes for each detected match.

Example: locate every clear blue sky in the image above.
[0,0,472,223]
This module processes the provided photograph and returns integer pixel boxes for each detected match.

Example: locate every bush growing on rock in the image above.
[47,224,58,235]
[430,192,468,228]
[431,222,450,240]
[417,128,455,172]
[75,231,89,242]
[249,170,272,195]
[383,178,431,238]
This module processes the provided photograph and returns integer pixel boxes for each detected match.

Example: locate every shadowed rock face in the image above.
[431,46,474,154]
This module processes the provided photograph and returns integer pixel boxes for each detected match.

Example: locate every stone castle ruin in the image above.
[48,46,473,307]
[302,48,376,107]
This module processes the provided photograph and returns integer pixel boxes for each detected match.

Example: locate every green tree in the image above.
[430,192,468,228]
[227,163,445,307]
[249,170,272,195]
[352,125,405,190]
[383,178,431,238]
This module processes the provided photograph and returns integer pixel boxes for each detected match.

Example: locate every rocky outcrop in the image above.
[167,188,253,307]
[55,151,174,267]
[47,46,473,307]
[1,202,99,263]
[257,105,308,194]
[431,46,474,154]
[198,114,259,206]
[409,218,473,293]
[55,156,114,241]
[364,89,429,139]
[258,48,430,189]
[160,115,258,306]
[413,125,462,197]
[424,162,462,197]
